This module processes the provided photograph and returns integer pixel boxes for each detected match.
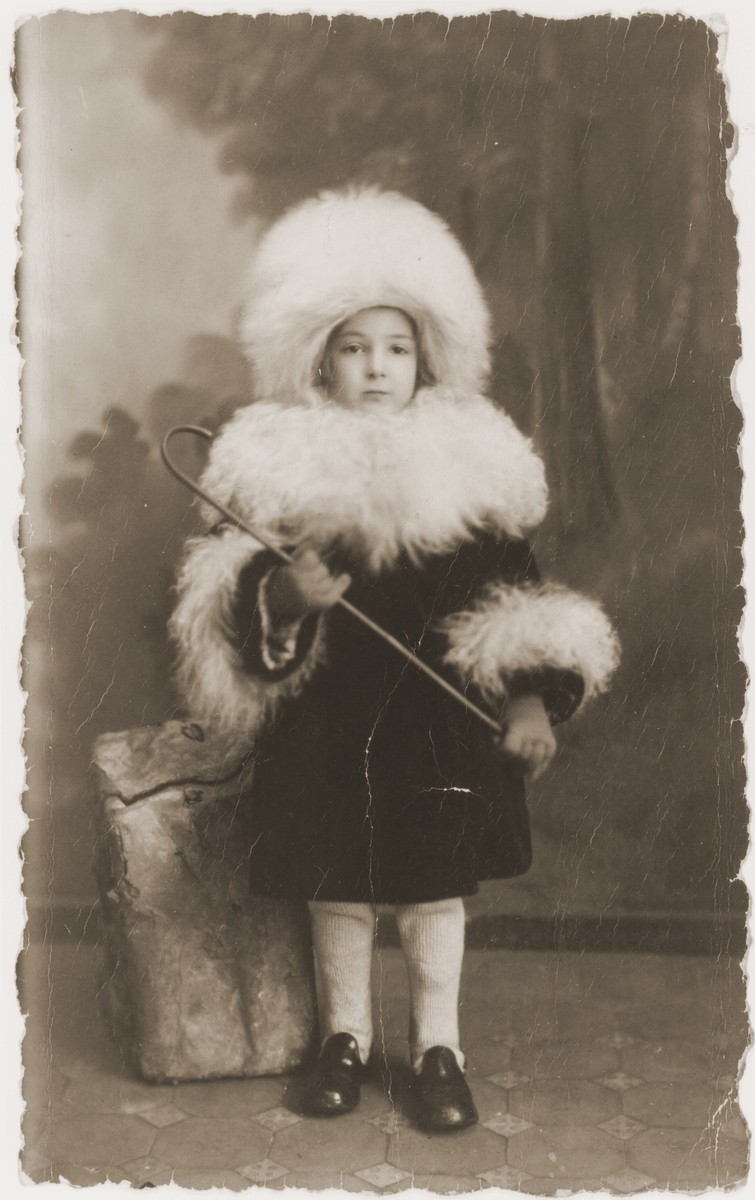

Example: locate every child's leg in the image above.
[308,900,376,1066]
[395,897,466,1071]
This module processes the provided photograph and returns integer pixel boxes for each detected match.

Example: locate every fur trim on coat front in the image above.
[169,526,326,735]
[170,389,619,737]
[441,582,620,715]
[197,388,548,570]
[240,188,491,403]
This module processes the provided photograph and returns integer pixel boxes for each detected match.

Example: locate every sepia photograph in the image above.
[10,0,751,1192]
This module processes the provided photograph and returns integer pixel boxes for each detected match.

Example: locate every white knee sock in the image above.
[308,900,376,1066]
[395,898,466,1072]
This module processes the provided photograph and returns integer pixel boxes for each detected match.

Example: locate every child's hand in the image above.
[267,544,351,622]
[494,694,556,781]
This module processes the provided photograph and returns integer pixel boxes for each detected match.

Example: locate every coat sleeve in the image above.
[168,524,325,737]
[437,532,619,724]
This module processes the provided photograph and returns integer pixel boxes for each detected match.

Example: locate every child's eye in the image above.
[391,344,411,354]
[340,343,363,355]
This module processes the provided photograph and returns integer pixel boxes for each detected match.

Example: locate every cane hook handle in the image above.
[161,424,504,736]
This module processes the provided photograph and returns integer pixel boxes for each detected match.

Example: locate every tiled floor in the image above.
[20,941,749,1192]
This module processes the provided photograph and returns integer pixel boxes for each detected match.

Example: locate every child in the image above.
[169,189,619,1131]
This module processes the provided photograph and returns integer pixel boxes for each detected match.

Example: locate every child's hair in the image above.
[240,188,491,406]
[317,309,435,394]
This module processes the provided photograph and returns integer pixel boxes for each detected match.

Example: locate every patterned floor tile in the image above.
[510,1079,620,1127]
[483,1113,533,1137]
[596,1070,644,1092]
[410,1175,484,1193]
[507,1125,625,1178]
[139,1102,188,1128]
[151,1115,268,1170]
[350,1073,405,1119]
[272,1115,387,1173]
[26,942,749,1194]
[170,1076,285,1119]
[388,1125,508,1177]
[370,1111,409,1135]
[487,1070,530,1089]
[283,1169,383,1191]
[519,1177,609,1196]
[354,1162,411,1189]
[463,1078,511,1122]
[60,1074,179,1115]
[623,1082,721,1128]
[478,1165,533,1188]
[254,1105,303,1132]
[47,1112,156,1167]
[628,1126,749,1190]
[169,1168,253,1190]
[117,1154,176,1187]
[603,1165,657,1193]
[238,1157,289,1184]
[597,1114,646,1140]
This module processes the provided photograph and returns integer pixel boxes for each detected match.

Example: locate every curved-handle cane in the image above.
[161,424,504,737]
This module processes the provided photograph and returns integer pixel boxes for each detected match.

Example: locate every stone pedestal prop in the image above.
[90,720,316,1082]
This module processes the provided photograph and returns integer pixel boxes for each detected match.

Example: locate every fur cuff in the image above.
[168,527,325,738]
[440,583,620,713]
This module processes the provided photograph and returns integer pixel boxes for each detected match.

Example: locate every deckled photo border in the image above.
[4,1,753,1197]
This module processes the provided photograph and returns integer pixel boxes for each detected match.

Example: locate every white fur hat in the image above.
[239,188,492,404]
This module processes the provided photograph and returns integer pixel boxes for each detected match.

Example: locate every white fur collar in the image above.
[200,387,548,570]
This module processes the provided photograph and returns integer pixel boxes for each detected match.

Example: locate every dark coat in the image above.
[228,529,583,904]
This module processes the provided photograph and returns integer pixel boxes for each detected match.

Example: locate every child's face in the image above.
[323,307,418,412]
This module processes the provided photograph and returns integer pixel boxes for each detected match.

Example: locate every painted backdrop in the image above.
[20,11,744,945]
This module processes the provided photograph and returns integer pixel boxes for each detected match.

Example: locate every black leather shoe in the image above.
[413,1046,479,1132]
[298,1033,365,1117]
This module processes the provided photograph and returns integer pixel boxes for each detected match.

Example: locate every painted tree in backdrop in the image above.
[144,11,736,546]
